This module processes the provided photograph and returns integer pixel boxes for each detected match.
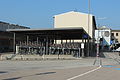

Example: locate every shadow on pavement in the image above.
[99,52,105,58]
[0,71,8,74]
[3,77,22,80]
[35,72,56,75]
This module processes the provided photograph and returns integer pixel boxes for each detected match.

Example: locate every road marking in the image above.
[103,65,115,68]
[114,68,120,70]
[67,66,102,80]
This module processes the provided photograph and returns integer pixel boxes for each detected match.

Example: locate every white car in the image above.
[113,47,120,52]
[116,47,120,51]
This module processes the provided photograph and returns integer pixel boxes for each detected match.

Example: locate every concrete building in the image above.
[111,30,120,43]
[54,11,96,38]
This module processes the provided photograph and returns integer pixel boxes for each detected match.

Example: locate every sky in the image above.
[0,0,120,29]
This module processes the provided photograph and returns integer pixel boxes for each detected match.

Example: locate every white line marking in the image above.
[67,66,102,80]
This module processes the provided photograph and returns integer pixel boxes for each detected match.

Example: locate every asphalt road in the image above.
[0,52,120,80]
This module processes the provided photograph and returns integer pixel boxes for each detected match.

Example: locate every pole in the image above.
[13,33,16,54]
[46,36,49,55]
[37,37,39,45]
[97,30,100,57]
[87,0,91,57]
[97,42,99,57]
[27,35,29,45]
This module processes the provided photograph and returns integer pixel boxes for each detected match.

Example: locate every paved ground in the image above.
[0,52,120,80]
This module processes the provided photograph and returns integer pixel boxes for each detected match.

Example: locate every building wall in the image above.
[112,30,120,43]
[54,11,95,38]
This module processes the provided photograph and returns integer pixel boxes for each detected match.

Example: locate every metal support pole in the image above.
[27,35,29,45]
[90,39,93,56]
[97,30,100,57]
[66,39,67,43]
[79,48,81,58]
[97,43,99,57]
[37,37,39,45]
[87,0,91,57]
[46,37,49,55]
[70,39,71,43]
[55,38,57,44]
[81,39,84,58]
[20,41,22,46]
[13,33,16,54]
[81,32,85,58]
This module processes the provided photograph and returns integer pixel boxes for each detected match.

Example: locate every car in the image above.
[115,47,120,51]
[112,43,120,52]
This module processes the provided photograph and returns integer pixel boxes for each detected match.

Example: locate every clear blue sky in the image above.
[0,0,120,29]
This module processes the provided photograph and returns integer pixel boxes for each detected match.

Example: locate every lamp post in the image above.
[87,0,91,57]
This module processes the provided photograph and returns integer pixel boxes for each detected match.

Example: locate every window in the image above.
[112,33,114,36]
[116,33,118,36]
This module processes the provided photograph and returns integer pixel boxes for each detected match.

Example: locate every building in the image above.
[111,30,120,43]
[0,21,30,53]
[54,11,97,56]
[1,11,97,58]
[95,26,111,51]
[54,11,96,38]
[7,28,90,58]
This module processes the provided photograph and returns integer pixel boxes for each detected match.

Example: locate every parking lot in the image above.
[0,52,120,80]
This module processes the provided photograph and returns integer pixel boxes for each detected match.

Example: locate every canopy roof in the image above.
[7,27,90,40]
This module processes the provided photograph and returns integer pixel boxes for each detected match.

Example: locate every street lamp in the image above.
[87,0,90,57]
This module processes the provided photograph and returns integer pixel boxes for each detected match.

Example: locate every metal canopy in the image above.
[7,27,90,40]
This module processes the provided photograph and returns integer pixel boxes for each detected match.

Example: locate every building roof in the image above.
[0,21,30,29]
[112,30,120,32]
[98,26,111,30]
[54,11,97,31]
[54,11,93,17]
[7,27,90,40]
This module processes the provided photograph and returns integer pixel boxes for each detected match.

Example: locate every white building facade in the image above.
[95,26,111,50]
[54,11,96,38]
[54,11,97,56]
